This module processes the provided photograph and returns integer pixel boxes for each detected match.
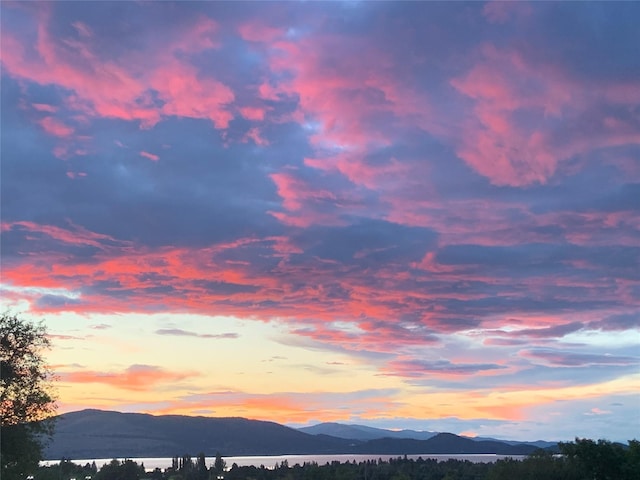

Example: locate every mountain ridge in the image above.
[298,422,556,449]
[298,422,438,441]
[43,409,549,460]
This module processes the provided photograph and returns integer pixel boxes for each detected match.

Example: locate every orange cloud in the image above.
[59,365,199,391]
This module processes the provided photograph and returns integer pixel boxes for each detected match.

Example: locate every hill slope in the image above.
[43,410,545,459]
[44,409,353,459]
[352,433,539,455]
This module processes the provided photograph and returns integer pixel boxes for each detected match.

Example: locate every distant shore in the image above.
[42,453,526,470]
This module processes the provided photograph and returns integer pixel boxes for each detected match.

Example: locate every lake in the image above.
[42,453,525,470]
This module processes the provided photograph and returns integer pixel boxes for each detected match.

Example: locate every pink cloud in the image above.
[265,236,303,255]
[238,22,285,43]
[268,171,352,227]
[150,57,234,129]
[542,210,640,247]
[412,251,458,273]
[32,103,57,112]
[243,127,269,146]
[289,321,439,355]
[239,27,439,225]
[305,155,409,191]
[38,116,74,137]
[1,8,234,130]
[239,106,267,121]
[270,171,337,212]
[52,145,70,160]
[140,151,159,161]
[384,357,506,380]
[2,216,636,383]
[257,82,282,101]
[1,220,128,249]
[482,1,533,24]
[261,33,432,153]
[449,44,640,186]
[385,196,529,246]
[585,407,612,416]
[65,171,87,179]
[71,21,92,38]
[171,15,219,52]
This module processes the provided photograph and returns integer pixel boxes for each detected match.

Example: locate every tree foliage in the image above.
[558,437,638,480]
[36,458,97,480]
[31,443,640,480]
[95,459,145,480]
[213,452,226,476]
[1,313,57,480]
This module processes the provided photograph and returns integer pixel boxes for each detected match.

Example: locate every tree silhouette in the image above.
[195,453,208,480]
[213,453,226,476]
[559,438,628,480]
[1,313,57,480]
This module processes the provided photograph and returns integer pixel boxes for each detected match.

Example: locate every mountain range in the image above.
[301,422,556,449]
[298,423,439,441]
[43,409,554,460]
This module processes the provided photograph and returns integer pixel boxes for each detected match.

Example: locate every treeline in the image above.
[34,438,639,480]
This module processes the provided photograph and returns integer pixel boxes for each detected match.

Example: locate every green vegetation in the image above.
[1,313,57,480]
[32,438,640,480]
[36,458,98,480]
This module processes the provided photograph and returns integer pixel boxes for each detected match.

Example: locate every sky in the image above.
[1,1,639,443]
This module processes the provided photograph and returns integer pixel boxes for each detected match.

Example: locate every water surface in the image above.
[43,453,525,470]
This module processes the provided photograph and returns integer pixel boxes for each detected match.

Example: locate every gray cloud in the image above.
[520,349,639,367]
[155,329,239,340]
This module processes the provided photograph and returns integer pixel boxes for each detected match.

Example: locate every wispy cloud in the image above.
[59,364,200,391]
[140,151,159,162]
[155,328,238,339]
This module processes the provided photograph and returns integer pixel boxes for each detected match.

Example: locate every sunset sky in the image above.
[1,1,639,443]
